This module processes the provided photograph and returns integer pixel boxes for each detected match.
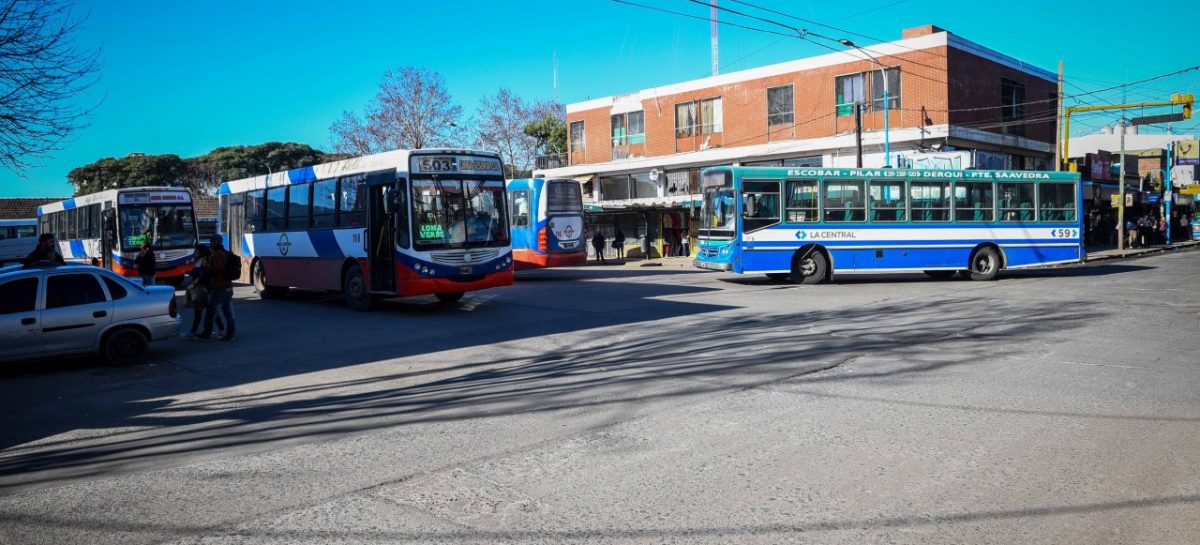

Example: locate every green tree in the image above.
[67,154,187,195]
[523,107,567,158]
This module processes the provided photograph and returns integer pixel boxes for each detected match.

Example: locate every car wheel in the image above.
[435,292,464,304]
[968,247,1001,281]
[790,250,827,285]
[104,328,148,366]
[343,266,374,311]
[253,260,288,299]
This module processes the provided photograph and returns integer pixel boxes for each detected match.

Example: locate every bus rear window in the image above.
[546,181,582,212]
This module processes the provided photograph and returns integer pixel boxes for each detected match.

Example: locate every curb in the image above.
[1084,241,1200,263]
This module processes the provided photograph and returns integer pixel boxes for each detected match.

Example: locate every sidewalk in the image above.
[1084,239,1200,262]
[624,256,695,269]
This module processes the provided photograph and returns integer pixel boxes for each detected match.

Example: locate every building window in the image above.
[627,111,644,144]
[767,85,794,126]
[870,67,901,110]
[569,120,585,152]
[611,111,645,146]
[1002,78,1026,136]
[699,97,722,134]
[676,98,722,137]
[675,102,696,137]
[836,73,865,116]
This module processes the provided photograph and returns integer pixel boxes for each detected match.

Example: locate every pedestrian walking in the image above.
[135,242,156,286]
[198,235,237,341]
[612,229,625,260]
[182,245,225,339]
[1126,219,1137,248]
[591,231,607,263]
[22,233,65,265]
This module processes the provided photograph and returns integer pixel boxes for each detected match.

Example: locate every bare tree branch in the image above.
[329,66,462,155]
[0,0,100,174]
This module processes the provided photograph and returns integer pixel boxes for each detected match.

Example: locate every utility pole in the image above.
[1055,61,1063,170]
[1166,142,1173,245]
[1118,117,1127,251]
[710,0,719,77]
[855,103,864,168]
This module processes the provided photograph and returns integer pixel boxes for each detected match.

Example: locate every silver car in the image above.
[0,263,181,366]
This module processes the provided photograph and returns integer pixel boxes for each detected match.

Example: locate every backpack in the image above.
[224,251,242,280]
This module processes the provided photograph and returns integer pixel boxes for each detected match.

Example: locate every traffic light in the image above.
[1175,93,1194,119]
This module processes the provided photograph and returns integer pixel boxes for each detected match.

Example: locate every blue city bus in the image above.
[694,166,1082,283]
[506,178,586,270]
[218,148,514,310]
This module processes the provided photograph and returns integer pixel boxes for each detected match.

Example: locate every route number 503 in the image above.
[1050,228,1078,238]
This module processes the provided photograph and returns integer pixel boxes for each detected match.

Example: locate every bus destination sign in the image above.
[117,191,192,205]
[413,155,502,176]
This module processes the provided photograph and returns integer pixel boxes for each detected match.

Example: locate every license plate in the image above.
[459,266,473,275]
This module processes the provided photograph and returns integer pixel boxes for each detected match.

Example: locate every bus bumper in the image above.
[396,264,514,296]
[514,249,587,269]
[693,259,732,271]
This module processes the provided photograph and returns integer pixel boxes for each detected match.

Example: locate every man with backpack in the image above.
[198,235,238,341]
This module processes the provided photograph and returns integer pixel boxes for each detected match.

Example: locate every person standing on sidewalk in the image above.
[198,235,236,341]
[613,230,625,260]
[591,231,607,263]
[135,242,156,286]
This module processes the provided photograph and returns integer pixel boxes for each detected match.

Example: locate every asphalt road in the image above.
[1,251,1199,544]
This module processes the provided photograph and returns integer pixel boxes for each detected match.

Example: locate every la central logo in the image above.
[277,233,291,256]
[795,231,808,240]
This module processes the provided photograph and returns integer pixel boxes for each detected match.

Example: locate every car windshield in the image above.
[118,205,197,250]
[412,178,509,250]
[700,187,736,238]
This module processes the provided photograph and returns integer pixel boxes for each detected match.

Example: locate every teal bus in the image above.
[694,166,1082,283]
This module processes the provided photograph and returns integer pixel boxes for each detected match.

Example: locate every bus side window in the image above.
[510,190,530,227]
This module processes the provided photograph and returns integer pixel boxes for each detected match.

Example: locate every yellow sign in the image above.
[1111,194,1121,208]
[1181,184,1200,196]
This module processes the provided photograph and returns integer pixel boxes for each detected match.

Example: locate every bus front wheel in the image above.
[342,266,375,311]
[968,247,1001,281]
[253,260,288,299]
[790,250,827,285]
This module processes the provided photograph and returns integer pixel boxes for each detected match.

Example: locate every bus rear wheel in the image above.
[435,292,464,304]
[342,266,375,311]
[253,260,288,299]
[790,250,827,285]
[968,247,1001,281]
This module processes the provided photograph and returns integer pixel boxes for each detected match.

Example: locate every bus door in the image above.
[225,195,245,258]
[366,179,396,293]
[100,208,116,271]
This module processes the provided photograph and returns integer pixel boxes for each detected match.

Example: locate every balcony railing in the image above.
[535,153,568,170]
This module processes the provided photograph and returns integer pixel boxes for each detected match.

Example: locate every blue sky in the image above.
[2,0,1197,198]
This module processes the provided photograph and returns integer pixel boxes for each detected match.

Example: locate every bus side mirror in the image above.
[383,189,403,215]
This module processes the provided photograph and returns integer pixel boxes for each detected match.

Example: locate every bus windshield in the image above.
[546,181,583,214]
[412,178,510,250]
[700,187,736,238]
[118,204,197,250]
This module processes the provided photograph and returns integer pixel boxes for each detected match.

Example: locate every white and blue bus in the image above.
[506,178,586,270]
[694,166,1082,283]
[218,148,513,310]
[37,188,198,283]
[0,219,39,266]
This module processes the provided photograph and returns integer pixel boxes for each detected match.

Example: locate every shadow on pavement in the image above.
[0,284,1106,490]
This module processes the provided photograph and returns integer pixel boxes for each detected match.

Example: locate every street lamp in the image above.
[840,39,891,167]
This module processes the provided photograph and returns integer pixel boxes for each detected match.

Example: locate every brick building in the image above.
[536,25,1059,258]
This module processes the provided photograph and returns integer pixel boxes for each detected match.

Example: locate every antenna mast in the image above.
[710,0,718,77]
